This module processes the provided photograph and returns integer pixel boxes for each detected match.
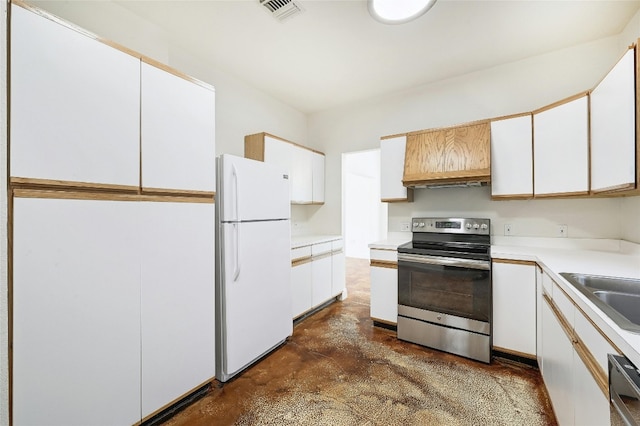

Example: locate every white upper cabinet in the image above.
[312,152,325,204]
[247,133,325,204]
[291,146,313,203]
[590,48,637,194]
[380,135,413,202]
[490,115,533,198]
[264,135,294,200]
[10,5,140,187]
[533,95,589,197]
[141,63,215,193]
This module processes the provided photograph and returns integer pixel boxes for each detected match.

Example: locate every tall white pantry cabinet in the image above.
[10,3,216,425]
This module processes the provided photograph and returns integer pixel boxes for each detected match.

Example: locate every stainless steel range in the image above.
[397,217,492,363]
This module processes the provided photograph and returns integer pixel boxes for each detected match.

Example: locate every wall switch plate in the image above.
[558,224,568,238]
[504,224,512,236]
[400,222,410,232]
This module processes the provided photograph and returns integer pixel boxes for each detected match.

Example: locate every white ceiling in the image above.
[38,0,640,113]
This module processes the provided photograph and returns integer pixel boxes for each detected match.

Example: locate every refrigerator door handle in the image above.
[232,223,240,281]
[231,163,240,222]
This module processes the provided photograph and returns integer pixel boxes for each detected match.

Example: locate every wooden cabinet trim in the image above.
[381,188,414,203]
[370,260,398,269]
[635,40,640,191]
[245,132,324,156]
[292,256,313,267]
[533,190,590,199]
[492,346,537,361]
[10,177,139,193]
[12,189,214,204]
[590,182,635,195]
[491,194,533,201]
[244,133,266,162]
[491,111,533,122]
[12,1,214,91]
[381,132,407,140]
[492,259,536,266]
[371,317,397,326]
[140,379,214,424]
[574,336,610,399]
[532,91,590,115]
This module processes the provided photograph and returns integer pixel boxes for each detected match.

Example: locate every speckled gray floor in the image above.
[162,258,556,426]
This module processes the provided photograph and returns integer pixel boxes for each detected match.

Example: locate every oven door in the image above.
[398,253,491,323]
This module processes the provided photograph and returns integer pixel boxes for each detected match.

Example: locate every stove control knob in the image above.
[419,222,425,228]
[413,222,419,228]
[480,223,488,230]
[473,223,480,230]
[466,223,472,229]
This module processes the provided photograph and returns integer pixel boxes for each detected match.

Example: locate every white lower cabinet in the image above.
[140,202,215,419]
[292,260,313,318]
[331,240,346,297]
[492,261,536,357]
[540,273,612,426]
[311,255,333,307]
[291,237,344,319]
[13,198,216,425]
[13,198,142,426]
[369,248,398,324]
[370,266,398,324]
[541,298,575,426]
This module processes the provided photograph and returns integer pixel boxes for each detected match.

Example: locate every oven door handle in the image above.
[398,253,490,270]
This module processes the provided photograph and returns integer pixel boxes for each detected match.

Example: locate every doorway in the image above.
[342,149,387,259]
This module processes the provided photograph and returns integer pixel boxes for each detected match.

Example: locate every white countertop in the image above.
[493,240,640,368]
[368,239,410,250]
[291,235,342,249]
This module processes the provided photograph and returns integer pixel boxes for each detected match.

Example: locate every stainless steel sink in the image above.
[559,273,640,333]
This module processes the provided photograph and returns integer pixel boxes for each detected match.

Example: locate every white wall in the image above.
[307,34,634,241]
[343,150,386,258]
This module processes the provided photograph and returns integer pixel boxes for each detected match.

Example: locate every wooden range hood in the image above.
[403,120,492,188]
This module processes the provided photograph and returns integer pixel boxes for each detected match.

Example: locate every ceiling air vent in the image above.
[260,0,304,22]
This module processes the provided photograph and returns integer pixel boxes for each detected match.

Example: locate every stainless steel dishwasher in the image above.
[609,354,640,425]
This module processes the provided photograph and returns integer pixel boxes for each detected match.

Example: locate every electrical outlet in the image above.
[400,222,410,232]
[558,225,568,238]
[504,224,512,236]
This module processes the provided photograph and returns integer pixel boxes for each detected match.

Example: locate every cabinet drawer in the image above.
[291,246,312,261]
[574,309,619,374]
[331,239,344,251]
[311,242,332,256]
[370,249,397,262]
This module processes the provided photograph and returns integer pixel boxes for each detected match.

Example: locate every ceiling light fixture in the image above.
[368,0,437,24]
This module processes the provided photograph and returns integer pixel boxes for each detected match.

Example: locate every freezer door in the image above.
[217,219,292,381]
[217,154,290,222]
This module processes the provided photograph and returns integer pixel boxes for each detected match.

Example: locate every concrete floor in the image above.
[160,258,556,425]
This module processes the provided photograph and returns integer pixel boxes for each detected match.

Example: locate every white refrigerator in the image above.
[215,154,293,382]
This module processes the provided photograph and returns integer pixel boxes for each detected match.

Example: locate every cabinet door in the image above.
[140,202,215,419]
[331,250,346,297]
[573,352,611,426]
[590,48,636,194]
[533,95,589,196]
[492,262,536,356]
[264,136,293,202]
[490,115,533,198]
[13,198,141,425]
[370,266,398,324]
[536,266,544,372]
[541,298,575,426]
[291,146,313,203]
[10,5,140,187]
[141,63,215,193]
[311,255,333,306]
[312,151,325,204]
[380,136,412,202]
[292,261,313,318]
